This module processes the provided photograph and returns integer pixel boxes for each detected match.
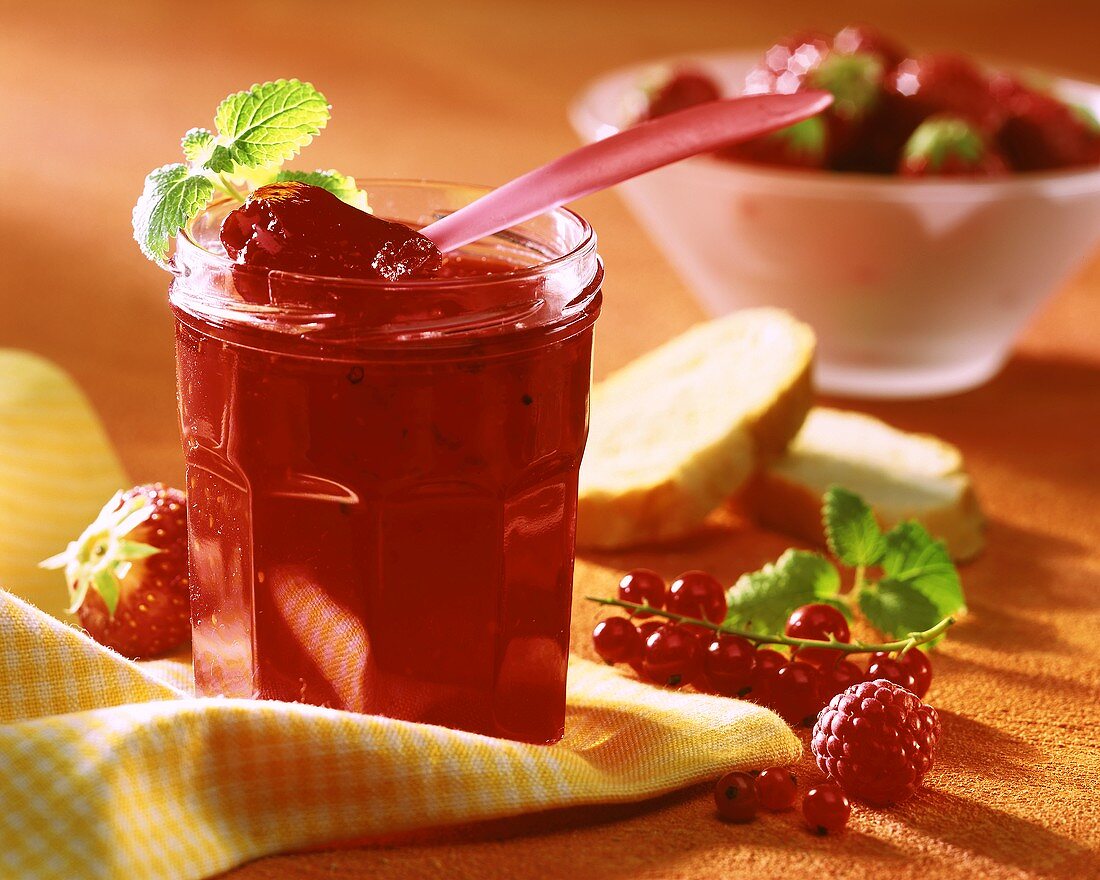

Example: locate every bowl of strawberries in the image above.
[571,25,1100,398]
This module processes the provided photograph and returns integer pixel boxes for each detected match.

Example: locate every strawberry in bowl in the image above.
[570,25,1100,398]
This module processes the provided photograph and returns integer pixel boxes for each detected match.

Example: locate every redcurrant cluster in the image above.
[713,768,850,835]
[592,569,933,728]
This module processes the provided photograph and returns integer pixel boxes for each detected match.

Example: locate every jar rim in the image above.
[169,178,602,348]
[173,178,598,290]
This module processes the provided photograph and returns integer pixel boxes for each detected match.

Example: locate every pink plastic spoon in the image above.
[421,91,832,253]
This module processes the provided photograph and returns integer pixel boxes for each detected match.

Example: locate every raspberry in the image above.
[812,679,941,805]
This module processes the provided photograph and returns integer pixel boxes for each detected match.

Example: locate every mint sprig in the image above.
[132,79,366,265]
[724,485,967,645]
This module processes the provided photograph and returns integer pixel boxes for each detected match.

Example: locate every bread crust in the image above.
[577,310,814,549]
[742,408,985,562]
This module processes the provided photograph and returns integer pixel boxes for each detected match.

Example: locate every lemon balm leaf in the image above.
[880,520,966,618]
[133,79,356,265]
[181,127,215,163]
[210,79,330,171]
[824,486,886,567]
[725,549,841,632]
[275,169,368,208]
[131,164,215,264]
[859,578,943,640]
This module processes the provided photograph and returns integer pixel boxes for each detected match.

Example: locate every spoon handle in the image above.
[421,91,832,253]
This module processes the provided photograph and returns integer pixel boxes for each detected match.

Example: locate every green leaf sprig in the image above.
[588,485,967,654]
[727,486,966,642]
[132,79,367,264]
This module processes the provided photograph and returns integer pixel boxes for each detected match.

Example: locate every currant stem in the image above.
[585,596,954,654]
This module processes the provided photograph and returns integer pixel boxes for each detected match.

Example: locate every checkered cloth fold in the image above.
[0,349,800,879]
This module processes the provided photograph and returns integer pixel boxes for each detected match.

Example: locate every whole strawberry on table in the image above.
[635,23,1100,175]
[41,483,190,659]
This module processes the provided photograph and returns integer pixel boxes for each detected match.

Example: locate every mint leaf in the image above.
[181,128,215,162]
[210,79,329,171]
[859,578,942,640]
[131,164,215,263]
[880,520,966,617]
[275,169,366,207]
[726,550,841,633]
[824,486,885,568]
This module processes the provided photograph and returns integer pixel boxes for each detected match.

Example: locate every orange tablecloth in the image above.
[3,2,1099,877]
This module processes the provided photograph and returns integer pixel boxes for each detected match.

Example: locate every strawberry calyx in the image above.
[39,492,161,617]
[903,115,987,171]
[809,52,884,121]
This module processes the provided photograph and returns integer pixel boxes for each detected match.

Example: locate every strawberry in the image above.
[719,115,829,169]
[739,27,890,170]
[899,115,1009,176]
[991,74,1100,170]
[744,31,831,96]
[639,67,722,121]
[833,24,908,71]
[886,54,1004,134]
[41,483,190,659]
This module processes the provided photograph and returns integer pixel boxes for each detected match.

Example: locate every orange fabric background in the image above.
[3,1,1099,877]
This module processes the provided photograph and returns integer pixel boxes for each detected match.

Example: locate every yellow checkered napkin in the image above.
[0,350,126,619]
[0,348,800,879]
[1,590,801,880]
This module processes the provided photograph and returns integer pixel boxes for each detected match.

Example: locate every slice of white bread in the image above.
[742,407,984,561]
[577,308,815,549]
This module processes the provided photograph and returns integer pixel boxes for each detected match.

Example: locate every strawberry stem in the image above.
[585,596,954,654]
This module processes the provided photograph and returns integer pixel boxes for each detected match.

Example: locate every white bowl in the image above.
[571,52,1100,398]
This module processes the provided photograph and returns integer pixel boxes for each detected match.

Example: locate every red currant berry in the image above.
[714,771,758,822]
[755,767,798,810]
[592,617,643,666]
[745,648,787,704]
[819,659,865,702]
[803,783,851,835]
[629,620,664,674]
[898,648,933,699]
[667,571,728,624]
[786,604,850,667]
[772,661,824,727]
[703,635,755,696]
[618,569,666,617]
[866,657,916,692]
[642,624,702,688]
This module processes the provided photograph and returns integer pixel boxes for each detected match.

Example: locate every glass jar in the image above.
[169,180,602,744]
